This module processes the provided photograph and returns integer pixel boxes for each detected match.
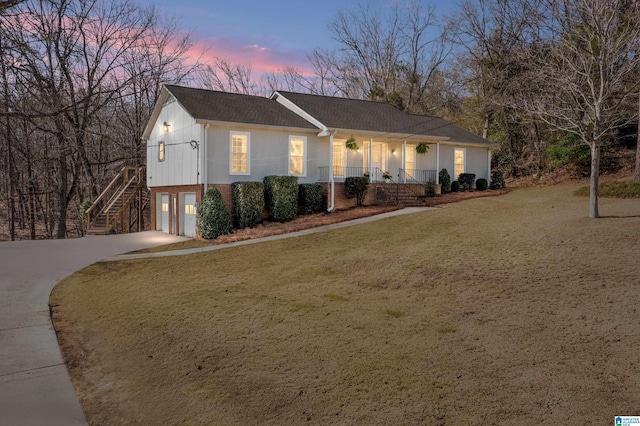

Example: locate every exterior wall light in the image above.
[162,122,170,133]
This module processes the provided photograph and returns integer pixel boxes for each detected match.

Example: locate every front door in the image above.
[183,193,197,238]
[364,141,388,181]
[160,194,169,232]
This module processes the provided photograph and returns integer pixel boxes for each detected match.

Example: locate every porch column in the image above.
[436,143,440,184]
[369,137,373,174]
[402,140,407,183]
[329,133,335,212]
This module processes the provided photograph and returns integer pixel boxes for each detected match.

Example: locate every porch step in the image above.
[375,183,430,206]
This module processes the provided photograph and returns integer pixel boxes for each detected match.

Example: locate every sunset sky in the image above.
[136,0,458,74]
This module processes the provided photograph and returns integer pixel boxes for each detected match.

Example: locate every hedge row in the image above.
[232,181,264,228]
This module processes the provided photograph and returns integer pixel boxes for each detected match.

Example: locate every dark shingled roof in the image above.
[165,85,317,129]
[275,91,491,146]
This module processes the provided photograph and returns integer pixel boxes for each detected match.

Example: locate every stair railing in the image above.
[86,166,145,233]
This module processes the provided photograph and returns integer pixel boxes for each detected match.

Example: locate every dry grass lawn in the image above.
[50,185,640,425]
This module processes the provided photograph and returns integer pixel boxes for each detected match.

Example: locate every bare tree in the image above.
[321,0,449,112]
[522,0,640,217]
[0,0,198,239]
[199,58,257,95]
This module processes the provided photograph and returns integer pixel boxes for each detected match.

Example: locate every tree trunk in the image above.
[589,143,600,219]
[635,92,640,181]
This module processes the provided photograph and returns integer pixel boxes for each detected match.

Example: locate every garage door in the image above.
[160,194,169,232]
[183,193,197,238]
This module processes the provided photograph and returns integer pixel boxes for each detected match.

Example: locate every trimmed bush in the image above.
[231,181,264,228]
[476,178,488,191]
[197,187,232,239]
[264,175,299,222]
[344,176,369,206]
[439,168,451,193]
[458,173,476,191]
[489,170,506,190]
[425,182,436,197]
[451,180,460,192]
[298,183,324,215]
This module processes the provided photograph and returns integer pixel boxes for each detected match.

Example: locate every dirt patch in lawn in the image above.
[134,189,509,254]
[51,185,640,425]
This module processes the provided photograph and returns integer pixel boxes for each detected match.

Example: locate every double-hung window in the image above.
[454,148,466,179]
[289,135,306,176]
[230,131,250,174]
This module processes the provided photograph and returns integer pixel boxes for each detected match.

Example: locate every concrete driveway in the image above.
[0,231,189,426]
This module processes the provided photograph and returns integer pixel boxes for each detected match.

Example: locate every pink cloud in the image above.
[190,37,315,76]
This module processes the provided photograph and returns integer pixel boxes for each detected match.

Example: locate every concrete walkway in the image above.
[0,231,189,426]
[103,207,433,262]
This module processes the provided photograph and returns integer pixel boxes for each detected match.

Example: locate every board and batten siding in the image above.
[146,101,201,188]
[204,125,325,185]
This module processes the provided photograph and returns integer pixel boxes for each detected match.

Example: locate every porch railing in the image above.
[320,166,437,184]
[398,168,437,184]
[319,166,368,181]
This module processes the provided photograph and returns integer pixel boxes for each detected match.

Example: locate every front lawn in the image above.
[51,185,640,425]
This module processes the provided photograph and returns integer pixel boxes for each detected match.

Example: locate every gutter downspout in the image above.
[436,143,440,184]
[203,124,209,193]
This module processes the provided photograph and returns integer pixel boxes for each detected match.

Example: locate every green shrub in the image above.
[458,173,476,191]
[425,182,436,197]
[575,180,640,198]
[476,178,488,191]
[298,183,324,214]
[264,175,299,222]
[344,176,369,206]
[197,187,232,239]
[439,168,451,193]
[231,182,264,228]
[451,181,460,192]
[489,170,506,190]
[547,132,590,168]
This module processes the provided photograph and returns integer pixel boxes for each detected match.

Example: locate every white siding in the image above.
[439,144,490,181]
[146,100,201,188]
[205,125,323,184]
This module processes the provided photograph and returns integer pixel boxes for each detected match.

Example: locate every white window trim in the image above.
[229,131,251,175]
[158,141,165,162]
[454,147,466,179]
[288,135,307,177]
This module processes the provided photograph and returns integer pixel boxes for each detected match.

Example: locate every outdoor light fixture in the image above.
[162,122,170,132]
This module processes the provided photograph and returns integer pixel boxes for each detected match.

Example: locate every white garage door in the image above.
[160,194,169,232]
[183,193,197,238]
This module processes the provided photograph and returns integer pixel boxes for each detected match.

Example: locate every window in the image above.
[289,135,306,176]
[184,204,196,215]
[230,132,250,174]
[454,148,466,179]
[158,142,165,162]
[405,144,415,178]
[333,140,345,177]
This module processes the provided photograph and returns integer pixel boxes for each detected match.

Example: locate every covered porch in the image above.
[318,166,437,184]
[317,135,441,184]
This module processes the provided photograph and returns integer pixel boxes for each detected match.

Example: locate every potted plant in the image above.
[416,143,429,154]
[345,136,358,151]
[382,170,393,181]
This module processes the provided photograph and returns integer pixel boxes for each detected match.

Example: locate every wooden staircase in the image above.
[85,167,146,235]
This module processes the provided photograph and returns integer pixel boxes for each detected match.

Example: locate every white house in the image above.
[142,85,492,237]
